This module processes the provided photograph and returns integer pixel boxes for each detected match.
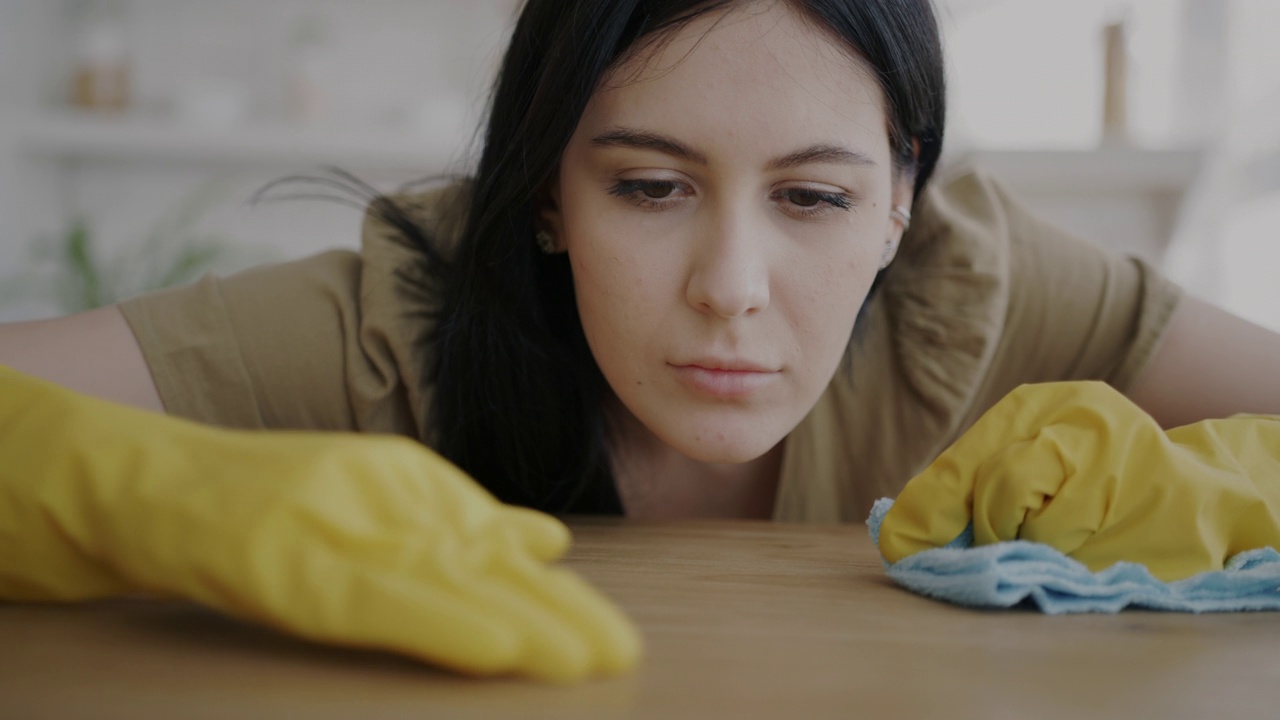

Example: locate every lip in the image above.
[670,359,780,399]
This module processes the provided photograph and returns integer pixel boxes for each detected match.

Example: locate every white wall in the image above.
[939,0,1280,329]
[940,0,1184,150]
[0,1,70,319]
[0,0,516,321]
[2,0,1277,327]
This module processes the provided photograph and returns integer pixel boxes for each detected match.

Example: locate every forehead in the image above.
[579,1,889,158]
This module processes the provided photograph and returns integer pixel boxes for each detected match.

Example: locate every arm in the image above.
[0,305,163,413]
[1127,294,1280,427]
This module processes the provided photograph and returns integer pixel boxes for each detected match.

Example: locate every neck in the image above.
[607,399,784,520]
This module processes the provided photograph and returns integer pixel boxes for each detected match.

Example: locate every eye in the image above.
[786,189,825,208]
[641,183,675,199]
[773,186,854,219]
[608,178,690,210]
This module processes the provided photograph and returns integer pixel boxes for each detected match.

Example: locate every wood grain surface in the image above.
[3,518,1279,719]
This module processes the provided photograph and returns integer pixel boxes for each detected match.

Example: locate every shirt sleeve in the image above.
[962,177,1184,423]
[117,182,466,440]
[117,250,381,433]
[775,166,1186,523]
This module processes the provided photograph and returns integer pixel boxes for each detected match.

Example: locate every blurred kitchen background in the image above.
[0,0,1277,327]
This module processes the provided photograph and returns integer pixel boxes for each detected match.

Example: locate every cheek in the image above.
[785,243,879,369]
[561,202,670,378]
[568,238,627,353]
[560,169,689,322]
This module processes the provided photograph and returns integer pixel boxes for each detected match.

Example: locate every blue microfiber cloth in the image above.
[866,498,1280,614]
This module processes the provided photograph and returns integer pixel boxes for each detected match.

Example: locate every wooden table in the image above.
[3,519,1279,719]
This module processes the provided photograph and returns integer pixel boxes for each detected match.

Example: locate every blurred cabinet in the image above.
[2,0,1222,321]
[962,148,1203,264]
[0,0,514,321]
[19,109,465,173]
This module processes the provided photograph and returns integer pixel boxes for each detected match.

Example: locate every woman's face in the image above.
[547,1,911,464]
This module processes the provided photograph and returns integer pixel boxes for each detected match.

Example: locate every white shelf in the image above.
[23,113,1206,189]
[17,111,469,172]
[963,147,1204,195]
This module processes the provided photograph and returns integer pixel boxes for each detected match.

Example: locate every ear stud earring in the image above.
[535,230,557,254]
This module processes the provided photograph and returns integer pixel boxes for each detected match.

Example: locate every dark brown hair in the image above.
[387,0,945,512]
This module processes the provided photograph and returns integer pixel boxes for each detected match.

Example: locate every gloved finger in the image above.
[492,548,642,676]
[348,529,596,682]
[880,382,1128,563]
[234,548,530,679]
[969,432,1097,553]
[1015,417,1234,577]
[362,437,511,533]
[879,456,978,563]
[974,397,1173,560]
[218,531,599,682]
[498,505,572,562]
[457,551,595,682]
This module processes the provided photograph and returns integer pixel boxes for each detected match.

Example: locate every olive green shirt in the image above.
[118,167,1182,522]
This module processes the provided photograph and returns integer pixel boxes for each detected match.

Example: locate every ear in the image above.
[881,140,920,269]
[536,174,567,252]
[880,184,912,270]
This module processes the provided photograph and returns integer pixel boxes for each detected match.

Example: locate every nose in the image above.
[685,205,771,319]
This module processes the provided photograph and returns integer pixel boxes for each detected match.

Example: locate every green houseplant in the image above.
[1,182,273,316]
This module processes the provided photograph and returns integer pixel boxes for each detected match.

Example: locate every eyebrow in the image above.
[767,144,877,171]
[590,128,708,164]
[589,127,877,171]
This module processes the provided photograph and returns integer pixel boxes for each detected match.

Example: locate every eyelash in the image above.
[607,179,855,219]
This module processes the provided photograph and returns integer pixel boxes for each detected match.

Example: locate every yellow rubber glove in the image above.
[0,366,640,682]
[879,381,1280,581]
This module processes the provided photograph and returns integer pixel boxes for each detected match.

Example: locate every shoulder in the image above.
[115,180,474,439]
[782,163,1144,520]
[876,163,1016,417]
[360,180,472,287]
[781,164,1184,520]
[356,179,473,440]
[872,159,1177,416]
[779,165,1017,520]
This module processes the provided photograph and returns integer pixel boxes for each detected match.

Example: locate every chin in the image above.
[682,445,764,465]
[664,421,786,465]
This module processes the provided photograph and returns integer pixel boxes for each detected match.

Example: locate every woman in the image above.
[3,0,1280,681]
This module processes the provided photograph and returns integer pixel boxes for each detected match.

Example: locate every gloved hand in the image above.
[0,366,640,682]
[878,381,1280,581]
